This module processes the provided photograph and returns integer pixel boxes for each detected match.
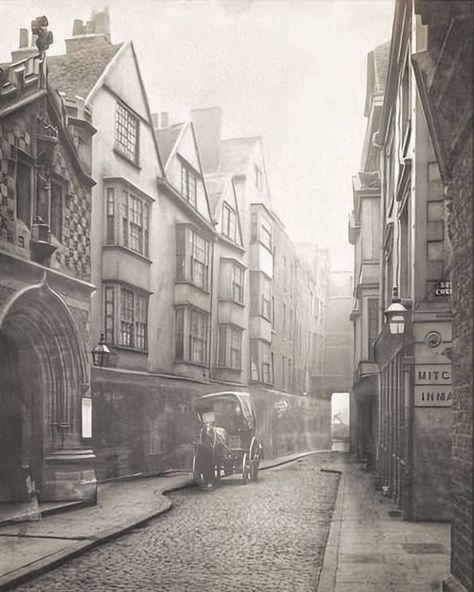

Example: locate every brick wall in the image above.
[447,135,473,591]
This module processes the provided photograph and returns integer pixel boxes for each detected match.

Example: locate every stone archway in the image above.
[0,277,94,503]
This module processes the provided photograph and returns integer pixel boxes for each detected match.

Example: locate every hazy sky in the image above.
[0,0,394,270]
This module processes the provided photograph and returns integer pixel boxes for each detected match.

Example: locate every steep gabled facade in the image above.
[206,172,248,386]
[154,120,215,380]
[47,13,164,375]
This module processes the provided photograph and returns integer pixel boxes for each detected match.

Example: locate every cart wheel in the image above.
[250,458,259,481]
[192,453,201,485]
[242,453,249,485]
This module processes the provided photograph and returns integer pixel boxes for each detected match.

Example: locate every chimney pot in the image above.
[85,20,94,34]
[151,113,159,128]
[160,112,169,128]
[72,19,84,36]
[19,28,29,48]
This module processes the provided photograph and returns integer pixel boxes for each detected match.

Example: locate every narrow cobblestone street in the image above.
[10,457,339,592]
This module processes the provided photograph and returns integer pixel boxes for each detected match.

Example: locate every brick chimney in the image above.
[190,107,222,173]
[11,29,38,63]
[65,7,111,53]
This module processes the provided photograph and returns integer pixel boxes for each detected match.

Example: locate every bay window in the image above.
[174,305,209,366]
[232,264,245,304]
[176,225,210,291]
[218,325,243,370]
[103,283,148,351]
[250,339,273,384]
[104,181,150,257]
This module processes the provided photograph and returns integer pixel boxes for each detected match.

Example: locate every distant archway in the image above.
[0,277,88,502]
[331,392,350,452]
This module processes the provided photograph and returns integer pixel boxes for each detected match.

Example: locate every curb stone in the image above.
[315,464,347,592]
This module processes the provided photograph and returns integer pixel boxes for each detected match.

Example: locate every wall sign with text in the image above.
[414,364,452,407]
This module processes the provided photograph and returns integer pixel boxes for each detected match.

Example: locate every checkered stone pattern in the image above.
[0,99,92,283]
[53,147,91,282]
[0,112,33,245]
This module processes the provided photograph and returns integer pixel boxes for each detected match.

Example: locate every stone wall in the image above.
[91,368,331,481]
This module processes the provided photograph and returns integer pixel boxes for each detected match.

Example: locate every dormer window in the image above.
[222,202,237,242]
[180,160,198,207]
[115,102,139,164]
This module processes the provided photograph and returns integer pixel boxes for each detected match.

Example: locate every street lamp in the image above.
[91,333,110,367]
[384,287,409,335]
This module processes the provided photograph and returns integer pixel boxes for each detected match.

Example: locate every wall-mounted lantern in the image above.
[91,333,110,367]
[384,287,409,335]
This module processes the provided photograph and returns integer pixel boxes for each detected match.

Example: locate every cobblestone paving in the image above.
[13,457,339,592]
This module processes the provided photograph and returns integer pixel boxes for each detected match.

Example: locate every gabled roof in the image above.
[217,137,259,175]
[204,173,228,216]
[364,40,390,117]
[373,41,391,94]
[155,122,185,169]
[47,42,123,100]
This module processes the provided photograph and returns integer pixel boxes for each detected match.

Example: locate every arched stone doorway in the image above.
[0,277,96,503]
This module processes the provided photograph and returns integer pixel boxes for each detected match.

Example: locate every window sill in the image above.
[175,280,210,295]
[113,147,141,170]
[112,345,149,355]
[174,359,208,369]
[103,244,152,264]
[218,298,246,308]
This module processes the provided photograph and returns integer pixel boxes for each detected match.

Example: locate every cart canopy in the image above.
[195,392,255,433]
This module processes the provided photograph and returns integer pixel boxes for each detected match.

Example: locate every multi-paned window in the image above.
[222,202,237,242]
[232,264,245,304]
[15,159,32,227]
[180,161,198,207]
[50,180,63,239]
[260,221,272,251]
[367,298,378,360]
[250,339,272,384]
[261,341,272,384]
[103,283,148,351]
[105,184,150,257]
[261,274,271,320]
[426,161,445,281]
[190,308,208,364]
[115,102,139,163]
[176,225,210,291]
[16,157,66,238]
[250,212,272,250]
[174,306,209,366]
[217,325,243,370]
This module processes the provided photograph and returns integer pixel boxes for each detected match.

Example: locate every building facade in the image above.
[373,1,453,521]
[411,1,473,590]
[349,41,389,467]
[0,30,97,503]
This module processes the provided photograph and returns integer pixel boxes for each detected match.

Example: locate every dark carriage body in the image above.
[192,392,263,487]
